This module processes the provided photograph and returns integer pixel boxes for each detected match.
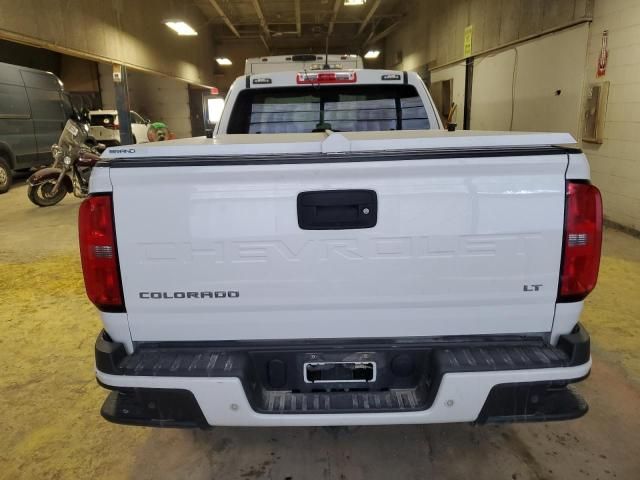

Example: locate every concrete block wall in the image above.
[421,24,589,141]
[582,0,640,231]
[98,63,192,139]
[60,56,100,93]
[128,73,192,140]
[384,0,595,140]
[384,0,593,71]
[214,39,269,93]
[0,0,217,87]
[0,38,61,74]
[430,63,467,126]
[470,23,589,139]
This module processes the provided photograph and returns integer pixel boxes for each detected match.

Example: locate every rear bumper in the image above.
[95,326,591,427]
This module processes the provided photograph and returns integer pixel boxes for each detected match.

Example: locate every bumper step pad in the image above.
[119,350,248,377]
[112,344,572,378]
[262,386,429,413]
[96,326,590,424]
[434,344,570,372]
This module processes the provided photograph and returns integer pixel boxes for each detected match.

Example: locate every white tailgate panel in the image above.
[111,155,567,341]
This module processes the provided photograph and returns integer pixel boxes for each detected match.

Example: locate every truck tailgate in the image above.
[109,148,568,342]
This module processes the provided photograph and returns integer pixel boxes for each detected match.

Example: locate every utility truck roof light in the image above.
[164,21,198,36]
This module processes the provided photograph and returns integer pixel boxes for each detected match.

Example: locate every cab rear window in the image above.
[227,85,430,134]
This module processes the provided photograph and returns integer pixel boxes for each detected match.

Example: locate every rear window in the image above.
[227,85,430,134]
[90,114,116,127]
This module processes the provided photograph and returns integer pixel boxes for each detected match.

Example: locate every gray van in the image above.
[0,61,71,193]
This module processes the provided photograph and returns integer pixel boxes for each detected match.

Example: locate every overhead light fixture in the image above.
[364,50,380,59]
[216,57,233,66]
[164,21,198,36]
[344,0,366,5]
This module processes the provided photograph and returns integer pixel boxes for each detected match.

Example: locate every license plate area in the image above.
[304,361,376,383]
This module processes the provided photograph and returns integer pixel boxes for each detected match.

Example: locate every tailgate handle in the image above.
[297,190,377,230]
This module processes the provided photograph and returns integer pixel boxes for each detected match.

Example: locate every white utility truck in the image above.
[84,67,601,427]
[245,53,363,74]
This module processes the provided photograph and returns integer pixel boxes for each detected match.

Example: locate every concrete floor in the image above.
[1,183,639,480]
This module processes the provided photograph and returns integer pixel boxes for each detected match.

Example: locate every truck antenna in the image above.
[323,36,330,70]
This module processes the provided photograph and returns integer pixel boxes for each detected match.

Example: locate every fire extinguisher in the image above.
[597,30,608,78]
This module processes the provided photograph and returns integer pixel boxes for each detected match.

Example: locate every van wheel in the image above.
[0,157,12,194]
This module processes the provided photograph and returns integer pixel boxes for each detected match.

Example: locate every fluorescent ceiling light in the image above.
[216,57,233,66]
[165,21,198,36]
[364,50,380,59]
[344,0,366,5]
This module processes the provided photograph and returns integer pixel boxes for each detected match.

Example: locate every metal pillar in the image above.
[113,64,133,146]
[463,56,474,130]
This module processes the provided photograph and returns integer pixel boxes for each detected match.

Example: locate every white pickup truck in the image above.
[84,68,602,428]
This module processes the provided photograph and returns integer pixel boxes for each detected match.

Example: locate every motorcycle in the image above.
[27,112,104,207]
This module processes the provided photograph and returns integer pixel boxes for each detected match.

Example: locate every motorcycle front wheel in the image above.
[27,181,67,207]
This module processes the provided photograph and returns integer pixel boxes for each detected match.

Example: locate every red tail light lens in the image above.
[558,182,603,302]
[78,194,125,312]
[296,71,357,84]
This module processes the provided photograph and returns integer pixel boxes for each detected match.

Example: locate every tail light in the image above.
[296,71,357,84]
[78,194,125,312]
[105,123,119,130]
[558,181,603,302]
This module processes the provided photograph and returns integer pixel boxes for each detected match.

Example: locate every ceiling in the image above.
[193,0,405,54]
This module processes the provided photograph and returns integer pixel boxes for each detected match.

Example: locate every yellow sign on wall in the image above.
[464,25,473,58]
